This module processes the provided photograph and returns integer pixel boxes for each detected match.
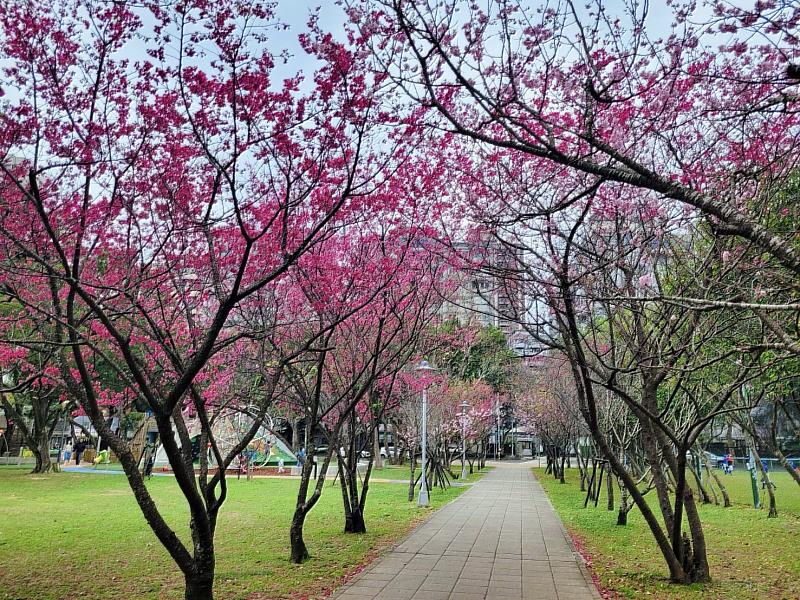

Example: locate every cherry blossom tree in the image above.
[278,228,446,560]
[0,2,432,598]
[0,334,67,473]
[351,0,800,586]
[442,379,495,474]
[517,356,587,484]
[358,0,800,275]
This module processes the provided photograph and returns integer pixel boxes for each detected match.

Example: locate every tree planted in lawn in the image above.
[0,2,420,597]
[281,228,446,559]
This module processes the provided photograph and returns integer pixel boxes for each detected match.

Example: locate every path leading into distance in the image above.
[331,461,601,600]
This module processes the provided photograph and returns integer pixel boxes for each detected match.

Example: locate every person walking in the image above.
[74,438,87,465]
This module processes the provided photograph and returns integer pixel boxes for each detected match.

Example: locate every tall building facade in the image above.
[439,233,525,343]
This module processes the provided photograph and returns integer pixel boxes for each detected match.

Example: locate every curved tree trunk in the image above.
[290,511,310,563]
[290,443,337,563]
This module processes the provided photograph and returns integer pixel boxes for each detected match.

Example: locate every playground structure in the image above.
[152,407,296,473]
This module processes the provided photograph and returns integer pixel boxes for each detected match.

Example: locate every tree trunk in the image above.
[345,507,367,534]
[700,450,729,507]
[407,449,416,502]
[574,442,587,492]
[751,445,778,518]
[689,455,712,504]
[593,427,688,582]
[290,437,338,564]
[617,479,630,525]
[338,428,372,535]
[680,485,711,582]
[771,443,800,487]
[606,468,614,510]
[641,421,674,533]
[33,436,54,474]
[702,462,719,505]
[184,572,214,600]
[373,427,383,470]
[290,510,309,563]
[292,419,301,453]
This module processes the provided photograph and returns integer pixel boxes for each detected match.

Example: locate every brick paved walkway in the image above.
[331,461,601,600]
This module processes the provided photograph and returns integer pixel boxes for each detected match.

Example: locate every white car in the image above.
[360,446,396,459]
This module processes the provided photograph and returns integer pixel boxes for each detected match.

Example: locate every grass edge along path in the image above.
[532,466,800,600]
[0,467,487,600]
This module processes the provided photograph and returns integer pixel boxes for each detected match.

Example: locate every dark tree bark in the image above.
[0,392,61,474]
[290,444,337,563]
[617,479,633,525]
[184,572,214,600]
[407,448,417,501]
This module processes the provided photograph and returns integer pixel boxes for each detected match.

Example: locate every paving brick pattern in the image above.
[331,461,601,600]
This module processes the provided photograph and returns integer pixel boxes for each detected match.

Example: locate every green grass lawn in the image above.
[369,462,409,478]
[0,469,470,600]
[534,467,800,599]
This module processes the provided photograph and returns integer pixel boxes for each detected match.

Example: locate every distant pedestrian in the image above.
[74,439,88,465]
[277,457,285,474]
[62,440,73,464]
[296,447,306,467]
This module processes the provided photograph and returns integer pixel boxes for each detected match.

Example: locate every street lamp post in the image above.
[495,399,500,460]
[416,360,436,507]
[460,400,469,480]
[511,419,516,459]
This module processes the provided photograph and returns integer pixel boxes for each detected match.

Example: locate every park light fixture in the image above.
[459,400,469,481]
[415,359,436,507]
